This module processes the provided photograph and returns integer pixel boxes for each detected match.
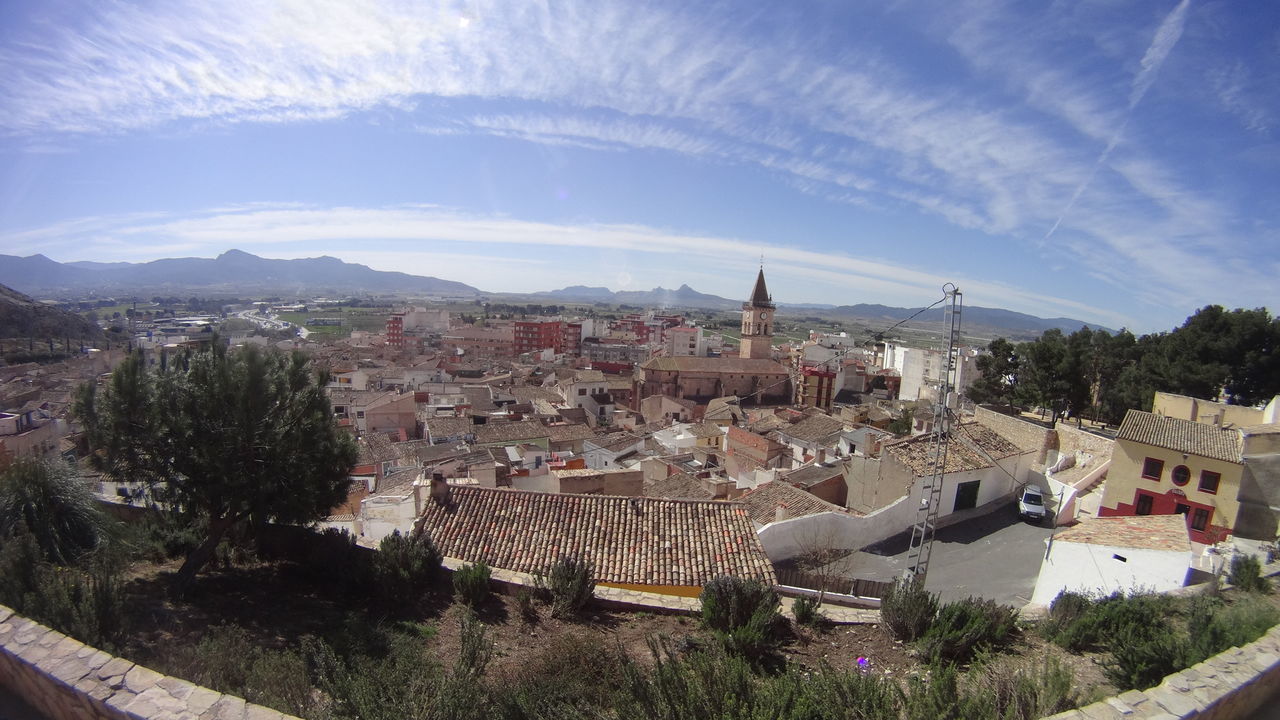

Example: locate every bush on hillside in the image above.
[453,562,492,608]
[792,595,824,628]
[917,596,1018,663]
[1228,554,1271,593]
[880,577,938,642]
[373,530,441,604]
[544,555,595,619]
[699,576,786,661]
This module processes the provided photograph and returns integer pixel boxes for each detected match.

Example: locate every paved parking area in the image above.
[836,502,1056,607]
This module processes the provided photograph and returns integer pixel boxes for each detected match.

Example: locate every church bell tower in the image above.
[740,267,775,359]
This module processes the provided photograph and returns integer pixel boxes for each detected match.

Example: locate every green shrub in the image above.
[1228,554,1271,593]
[700,576,780,632]
[1044,590,1175,652]
[880,577,938,642]
[453,562,492,608]
[0,529,126,651]
[454,609,492,680]
[515,586,539,623]
[545,555,595,619]
[618,637,902,720]
[792,595,824,628]
[917,596,1018,663]
[0,458,113,564]
[1187,595,1279,664]
[1101,624,1189,690]
[151,624,314,716]
[699,577,785,661]
[495,632,627,715]
[373,530,441,604]
[962,654,1082,720]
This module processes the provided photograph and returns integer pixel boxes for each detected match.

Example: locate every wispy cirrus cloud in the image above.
[0,0,1272,327]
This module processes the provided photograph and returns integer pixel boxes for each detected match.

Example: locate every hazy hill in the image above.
[0,250,480,297]
[0,283,102,340]
[529,285,1107,334]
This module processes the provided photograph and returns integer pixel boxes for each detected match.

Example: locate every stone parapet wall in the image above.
[1043,623,1280,720]
[0,605,300,720]
[975,406,1054,463]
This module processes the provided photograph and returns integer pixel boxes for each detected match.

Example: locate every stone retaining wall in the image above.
[0,605,301,720]
[1044,623,1280,720]
[4,597,1276,719]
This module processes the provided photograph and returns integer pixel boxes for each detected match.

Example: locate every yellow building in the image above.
[1100,409,1247,545]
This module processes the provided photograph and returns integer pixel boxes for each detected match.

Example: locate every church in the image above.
[633,269,792,406]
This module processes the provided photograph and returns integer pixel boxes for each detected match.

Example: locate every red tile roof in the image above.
[415,486,775,587]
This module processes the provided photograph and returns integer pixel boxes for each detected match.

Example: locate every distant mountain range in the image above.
[0,250,1106,336]
[533,284,740,310]
[0,250,480,297]
[525,286,1108,335]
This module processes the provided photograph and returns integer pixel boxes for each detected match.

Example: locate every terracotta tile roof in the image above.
[425,416,475,439]
[690,421,724,439]
[885,432,995,476]
[781,462,843,488]
[738,481,854,525]
[416,486,775,586]
[474,419,550,444]
[509,386,564,403]
[587,432,645,453]
[640,356,789,374]
[775,413,846,445]
[358,433,399,464]
[1052,514,1190,552]
[1117,410,1243,464]
[954,422,1022,459]
[544,422,597,443]
[644,471,716,501]
[373,466,422,496]
[748,414,787,433]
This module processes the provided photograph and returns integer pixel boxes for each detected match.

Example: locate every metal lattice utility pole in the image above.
[904,284,963,583]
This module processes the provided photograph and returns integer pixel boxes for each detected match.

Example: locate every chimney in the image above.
[429,472,451,506]
[775,503,789,523]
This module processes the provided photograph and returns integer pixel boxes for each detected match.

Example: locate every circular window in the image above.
[1171,465,1191,486]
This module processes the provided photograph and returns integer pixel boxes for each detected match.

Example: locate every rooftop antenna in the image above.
[904,283,963,585]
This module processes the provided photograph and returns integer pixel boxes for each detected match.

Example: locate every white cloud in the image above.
[0,0,1269,330]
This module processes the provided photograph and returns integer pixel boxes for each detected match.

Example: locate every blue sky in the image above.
[1,0,1277,332]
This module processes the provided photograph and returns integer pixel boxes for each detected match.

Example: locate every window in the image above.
[1135,494,1153,515]
[1171,465,1190,486]
[1191,508,1210,531]
[1199,470,1220,494]
[578,388,587,396]
[1175,503,1190,515]
[1141,457,1164,480]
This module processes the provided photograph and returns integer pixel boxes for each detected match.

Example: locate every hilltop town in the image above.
[2,266,1280,720]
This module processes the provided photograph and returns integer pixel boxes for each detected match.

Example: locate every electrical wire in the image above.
[737,290,952,405]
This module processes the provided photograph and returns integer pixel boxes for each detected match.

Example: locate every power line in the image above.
[739,291,952,405]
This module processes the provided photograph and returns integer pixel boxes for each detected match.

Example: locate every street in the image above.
[837,502,1057,607]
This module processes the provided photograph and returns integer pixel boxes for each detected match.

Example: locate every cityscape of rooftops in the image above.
[1,2,1278,719]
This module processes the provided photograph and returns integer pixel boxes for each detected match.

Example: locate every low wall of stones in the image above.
[0,605,301,720]
[1044,623,1280,720]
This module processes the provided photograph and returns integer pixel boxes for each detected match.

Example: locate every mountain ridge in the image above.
[0,251,1107,335]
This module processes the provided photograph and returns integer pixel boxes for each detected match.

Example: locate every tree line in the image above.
[965,305,1280,425]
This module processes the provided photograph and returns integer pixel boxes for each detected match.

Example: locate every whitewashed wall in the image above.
[756,494,914,561]
[1030,541,1190,605]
